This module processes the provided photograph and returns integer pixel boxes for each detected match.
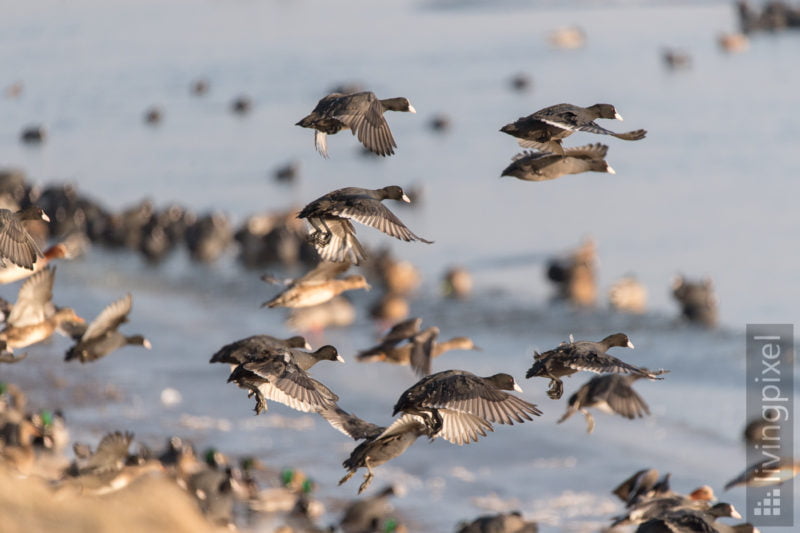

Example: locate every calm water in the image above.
[1,0,799,531]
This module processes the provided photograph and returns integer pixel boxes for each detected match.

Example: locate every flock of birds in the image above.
[0,207,150,365]
[0,85,794,532]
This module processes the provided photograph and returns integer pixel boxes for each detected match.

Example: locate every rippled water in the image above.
[1,0,799,531]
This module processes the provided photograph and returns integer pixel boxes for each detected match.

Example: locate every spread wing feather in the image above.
[81,294,132,342]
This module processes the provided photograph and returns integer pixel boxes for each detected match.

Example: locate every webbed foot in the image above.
[546,379,564,400]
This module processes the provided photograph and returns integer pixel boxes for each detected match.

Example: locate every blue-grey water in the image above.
[1,0,799,531]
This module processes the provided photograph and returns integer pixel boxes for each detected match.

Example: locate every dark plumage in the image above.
[500,103,646,155]
[558,371,667,433]
[296,91,416,157]
[613,469,672,508]
[611,487,718,527]
[227,349,340,414]
[65,293,151,363]
[392,369,542,436]
[337,370,539,493]
[0,206,50,270]
[297,186,432,265]
[501,143,615,181]
[635,503,744,533]
[525,333,664,400]
[20,125,46,144]
[285,344,345,371]
[209,334,311,367]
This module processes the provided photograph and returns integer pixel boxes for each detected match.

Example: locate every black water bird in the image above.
[525,333,663,400]
[501,103,646,155]
[296,91,416,157]
[297,186,431,265]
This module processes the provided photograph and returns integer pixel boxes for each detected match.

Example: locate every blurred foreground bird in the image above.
[0,239,79,285]
[456,510,539,533]
[612,468,673,508]
[0,206,50,270]
[0,267,83,359]
[339,485,399,533]
[633,503,748,533]
[57,430,163,496]
[611,484,719,527]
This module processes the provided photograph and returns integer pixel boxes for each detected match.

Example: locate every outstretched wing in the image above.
[420,374,543,424]
[334,95,397,156]
[7,267,55,326]
[409,326,439,377]
[563,143,609,160]
[318,404,385,440]
[437,408,494,445]
[314,130,329,158]
[331,204,431,243]
[606,378,650,419]
[297,260,351,284]
[313,219,368,265]
[81,293,133,342]
[0,212,42,269]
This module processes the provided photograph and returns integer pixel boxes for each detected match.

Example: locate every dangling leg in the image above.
[581,408,595,434]
[307,218,331,246]
[547,378,564,400]
[412,407,443,434]
[427,408,443,434]
[358,456,375,494]
[339,469,355,486]
[318,219,332,245]
[557,405,577,425]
